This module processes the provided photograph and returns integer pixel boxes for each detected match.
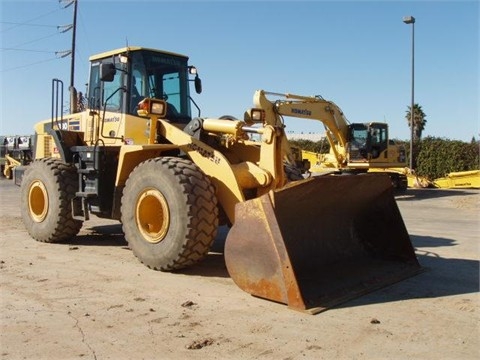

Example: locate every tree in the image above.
[405,103,427,142]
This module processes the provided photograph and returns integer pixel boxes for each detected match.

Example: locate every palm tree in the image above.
[405,104,427,142]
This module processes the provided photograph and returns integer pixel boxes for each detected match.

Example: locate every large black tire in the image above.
[20,158,83,243]
[284,162,305,181]
[121,157,218,271]
[390,173,408,192]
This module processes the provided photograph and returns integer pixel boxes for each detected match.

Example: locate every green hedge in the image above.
[289,139,330,153]
[413,137,479,180]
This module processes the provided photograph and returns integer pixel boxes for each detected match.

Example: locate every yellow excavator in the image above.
[260,91,409,190]
[14,46,421,314]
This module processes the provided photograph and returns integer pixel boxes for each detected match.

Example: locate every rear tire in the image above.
[390,173,408,192]
[20,158,83,243]
[121,157,218,271]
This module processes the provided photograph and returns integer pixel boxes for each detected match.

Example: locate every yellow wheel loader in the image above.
[15,47,421,314]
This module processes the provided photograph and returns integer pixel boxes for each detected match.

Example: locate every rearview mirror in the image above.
[194,76,202,94]
[100,63,116,82]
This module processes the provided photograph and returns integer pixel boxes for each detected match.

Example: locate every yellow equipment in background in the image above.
[259,91,409,190]
[433,170,480,189]
[368,167,432,188]
[3,154,21,179]
[368,168,480,189]
[1,136,32,180]
[15,47,421,313]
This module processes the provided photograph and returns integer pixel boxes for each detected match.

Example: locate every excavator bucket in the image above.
[225,173,421,314]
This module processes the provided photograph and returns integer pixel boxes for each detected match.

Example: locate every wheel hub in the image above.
[136,188,170,244]
[28,180,48,223]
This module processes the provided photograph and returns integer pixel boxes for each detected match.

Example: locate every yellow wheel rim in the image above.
[135,188,170,244]
[28,180,48,223]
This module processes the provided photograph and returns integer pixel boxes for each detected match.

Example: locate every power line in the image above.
[1,3,74,72]
[2,31,62,50]
[1,57,60,73]
[0,48,56,53]
[1,0,81,85]
[0,21,58,28]
[0,8,60,33]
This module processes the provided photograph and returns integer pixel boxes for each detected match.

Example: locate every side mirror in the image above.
[189,66,202,94]
[194,76,202,94]
[100,63,116,82]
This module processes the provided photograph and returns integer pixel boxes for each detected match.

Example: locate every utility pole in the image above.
[69,0,78,113]
[59,0,78,113]
[70,0,77,91]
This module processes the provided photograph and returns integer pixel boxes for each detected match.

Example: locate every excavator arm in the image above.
[253,90,351,166]
[252,90,407,173]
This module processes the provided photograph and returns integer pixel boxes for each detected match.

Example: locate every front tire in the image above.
[121,157,218,271]
[20,158,83,243]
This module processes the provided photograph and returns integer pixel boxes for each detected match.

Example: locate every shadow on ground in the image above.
[61,223,230,278]
[411,234,456,249]
[396,188,479,201]
[325,231,478,312]
[58,221,479,311]
[337,254,479,311]
[65,224,128,247]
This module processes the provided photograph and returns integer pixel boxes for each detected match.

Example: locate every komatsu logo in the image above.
[291,108,312,116]
[104,116,120,123]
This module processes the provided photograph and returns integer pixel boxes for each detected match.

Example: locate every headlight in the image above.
[250,108,265,123]
[137,98,167,118]
[151,101,166,115]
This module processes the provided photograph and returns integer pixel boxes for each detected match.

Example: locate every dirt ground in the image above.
[0,178,479,360]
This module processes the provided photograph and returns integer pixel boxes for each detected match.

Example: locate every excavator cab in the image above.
[348,123,389,162]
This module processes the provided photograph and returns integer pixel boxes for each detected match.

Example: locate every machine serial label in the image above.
[187,143,221,165]
[291,108,312,116]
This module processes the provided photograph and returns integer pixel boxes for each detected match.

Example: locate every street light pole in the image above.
[403,15,415,170]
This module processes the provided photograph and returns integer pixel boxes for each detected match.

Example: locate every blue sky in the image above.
[1,0,479,142]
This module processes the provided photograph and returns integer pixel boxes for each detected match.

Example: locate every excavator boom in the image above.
[254,90,407,172]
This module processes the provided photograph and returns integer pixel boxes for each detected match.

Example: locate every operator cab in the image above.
[87,47,202,125]
[348,122,388,161]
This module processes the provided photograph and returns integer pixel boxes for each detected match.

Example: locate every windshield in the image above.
[348,123,389,160]
[349,124,368,148]
[129,50,192,123]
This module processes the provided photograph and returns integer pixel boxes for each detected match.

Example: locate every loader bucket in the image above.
[224,173,421,314]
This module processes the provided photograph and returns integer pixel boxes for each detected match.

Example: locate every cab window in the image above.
[102,64,123,112]
[87,61,123,112]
